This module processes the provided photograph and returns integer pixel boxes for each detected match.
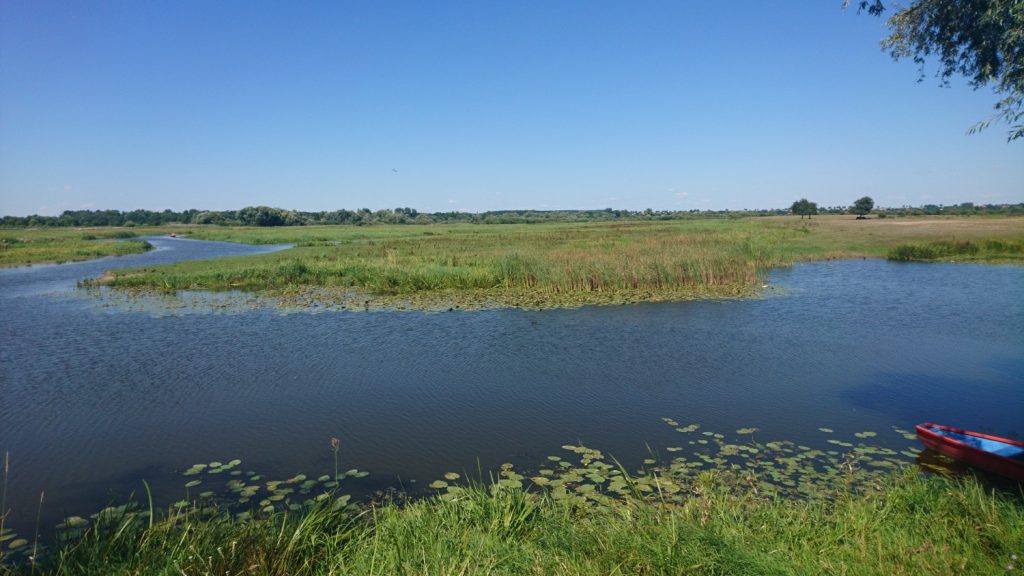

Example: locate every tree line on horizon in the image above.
[1,202,1021,228]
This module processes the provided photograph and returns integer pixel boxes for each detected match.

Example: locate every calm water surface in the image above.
[1,238,1022,528]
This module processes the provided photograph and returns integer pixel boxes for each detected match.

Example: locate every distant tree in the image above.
[237,206,287,227]
[849,0,1023,141]
[852,196,875,217]
[790,198,818,219]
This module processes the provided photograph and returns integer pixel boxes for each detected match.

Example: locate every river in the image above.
[1,237,1022,529]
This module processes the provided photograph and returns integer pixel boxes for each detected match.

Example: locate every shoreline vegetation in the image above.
[1,425,1022,574]
[2,215,1022,309]
[65,215,1024,310]
[0,230,153,267]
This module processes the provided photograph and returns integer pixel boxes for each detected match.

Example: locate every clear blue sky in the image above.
[1,1,1021,216]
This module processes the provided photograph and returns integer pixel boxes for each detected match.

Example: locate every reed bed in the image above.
[888,238,1024,262]
[6,216,1022,306]
[0,230,152,267]
[90,221,796,307]
[90,216,1024,308]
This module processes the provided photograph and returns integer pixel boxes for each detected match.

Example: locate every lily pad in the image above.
[443,472,460,481]
[428,480,449,489]
[827,439,854,448]
[185,480,202,488]
[57,516,88,529]
[8,538,28,550]
[331,495,351,511]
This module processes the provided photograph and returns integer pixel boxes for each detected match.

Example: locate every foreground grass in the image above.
[90,216,1024,308]
[3,470,1020,575]
[0,229,155,267]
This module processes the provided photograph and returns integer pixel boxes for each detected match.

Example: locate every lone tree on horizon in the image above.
[791,198,818,219]
[852,196,875,217]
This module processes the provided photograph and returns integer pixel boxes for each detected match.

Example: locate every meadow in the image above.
[80,215,1024,309]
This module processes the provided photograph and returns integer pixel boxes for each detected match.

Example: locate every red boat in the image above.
[915,423,1024,481]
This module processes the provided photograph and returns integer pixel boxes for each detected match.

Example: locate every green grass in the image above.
[4,216,1023,307]
[89,216,1024,309]
[3,424,1022,574]
[2,470,1020,575]
[0,229,154,267]
[888,238,1024,262]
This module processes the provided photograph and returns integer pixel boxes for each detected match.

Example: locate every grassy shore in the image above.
[85,215,1024,309]
[0,229,154,267]
[2,470,1020,575]
[2,424,1022,574]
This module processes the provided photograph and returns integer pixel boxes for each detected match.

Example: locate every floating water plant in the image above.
[330,437,340,480]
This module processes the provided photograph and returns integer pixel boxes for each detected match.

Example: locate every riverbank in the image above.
[87,216,1024,309]
[3,423,1023,574]
[3,469,1020,575]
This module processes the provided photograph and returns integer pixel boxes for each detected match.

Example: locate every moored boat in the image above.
[915,423,1024,481]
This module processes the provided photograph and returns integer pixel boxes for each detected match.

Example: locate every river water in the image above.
[1,237,1022,528]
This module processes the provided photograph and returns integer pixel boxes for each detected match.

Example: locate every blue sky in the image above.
[1,1,1021,216]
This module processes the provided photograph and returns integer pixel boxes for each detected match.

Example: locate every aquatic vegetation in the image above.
[3,424,1023,574]
[87,216,1024,310]
[888,238,1024,262]
[330,436,341,481]
[0,229,153,267]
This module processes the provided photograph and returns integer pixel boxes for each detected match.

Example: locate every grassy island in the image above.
[82,215,1024,309]
[0,229,153,267]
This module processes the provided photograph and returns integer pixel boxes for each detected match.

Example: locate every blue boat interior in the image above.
[927,426,1024,461]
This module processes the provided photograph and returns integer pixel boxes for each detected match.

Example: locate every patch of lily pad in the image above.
[422,422,925,512]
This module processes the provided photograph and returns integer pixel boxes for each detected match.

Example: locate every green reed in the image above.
[83,217,1024,309]
[0,230,153,267]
